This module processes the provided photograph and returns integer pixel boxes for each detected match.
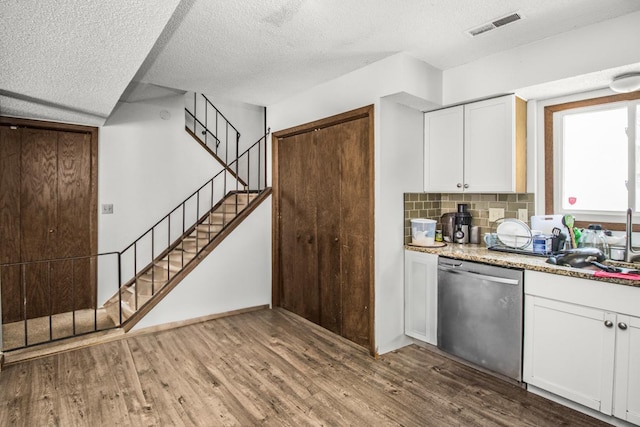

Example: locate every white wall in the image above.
[269,53,442,132]
[443,11,640,105]
[267,52,440,354]
[99,95,222,253]
[377,96,425,352]
[132,197,272,330]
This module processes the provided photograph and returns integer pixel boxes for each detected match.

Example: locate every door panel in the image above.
[21,128,58,319]
[338,117,371,347]
[316,127,342,335]
[0,127,23,322]
[53,131,93,313]
[278,132,319,323]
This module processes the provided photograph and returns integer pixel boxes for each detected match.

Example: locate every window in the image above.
[545,92,640,228]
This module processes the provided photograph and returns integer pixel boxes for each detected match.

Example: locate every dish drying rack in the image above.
[493,218,533,249]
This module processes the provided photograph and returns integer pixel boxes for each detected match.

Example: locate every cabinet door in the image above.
[523,296,616,413]
[424,106,463,192]
[464,95,516,192]
[404,250,437,344]
[613,315,640,424]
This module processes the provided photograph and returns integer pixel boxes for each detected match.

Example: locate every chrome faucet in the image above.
[625,208,640,262]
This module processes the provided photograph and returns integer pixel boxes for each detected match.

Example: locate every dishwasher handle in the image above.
[438,264,520,286]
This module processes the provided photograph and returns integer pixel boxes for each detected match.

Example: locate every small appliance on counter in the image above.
[440,212,457,242]
[454,203,472,244]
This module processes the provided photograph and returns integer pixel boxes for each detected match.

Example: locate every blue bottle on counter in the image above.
[533,234,552,254]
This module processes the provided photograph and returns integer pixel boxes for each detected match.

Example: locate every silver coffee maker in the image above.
[454,203,472,244]
[440,212,457,242]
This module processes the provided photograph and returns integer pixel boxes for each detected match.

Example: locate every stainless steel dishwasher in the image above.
[437,257,524,382]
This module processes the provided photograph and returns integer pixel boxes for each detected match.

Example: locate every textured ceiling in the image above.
[2,0,640,125]
[139,0,640,106]
[0,0,181,125]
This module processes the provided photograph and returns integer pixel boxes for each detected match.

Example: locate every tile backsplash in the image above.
[404,193,535,243]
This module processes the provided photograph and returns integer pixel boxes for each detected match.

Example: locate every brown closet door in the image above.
[0,127,23,322]
[316,126,342,335]
[1,124,95,322]
[336,117,371,347]
[51,131,93,315]
[275,107,373,351]
[278,132,320,323]
[21,128,59,319]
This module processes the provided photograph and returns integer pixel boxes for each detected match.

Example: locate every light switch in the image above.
[489,208,504,222]
[102,204,114,214]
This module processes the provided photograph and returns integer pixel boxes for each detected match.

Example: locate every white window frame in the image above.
[552,99,639,224]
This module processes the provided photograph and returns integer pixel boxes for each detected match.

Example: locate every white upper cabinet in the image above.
[424,106,464,192]
[424,94,526,193]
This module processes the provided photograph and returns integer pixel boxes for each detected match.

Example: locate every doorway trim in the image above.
[271,105,375,356]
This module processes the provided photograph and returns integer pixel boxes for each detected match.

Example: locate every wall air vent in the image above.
[467,12,523,37]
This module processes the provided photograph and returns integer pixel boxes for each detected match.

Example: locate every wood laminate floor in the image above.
[0,308,607,426]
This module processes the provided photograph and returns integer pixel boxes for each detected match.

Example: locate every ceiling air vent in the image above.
[467,12,523,37]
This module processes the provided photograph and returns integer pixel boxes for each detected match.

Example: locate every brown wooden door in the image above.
[0,126,23,322]
[274,106,374,352]
[278,132,320,323]
[1,123,96,322]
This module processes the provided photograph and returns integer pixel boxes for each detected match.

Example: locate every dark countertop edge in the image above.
[404,244,640,288]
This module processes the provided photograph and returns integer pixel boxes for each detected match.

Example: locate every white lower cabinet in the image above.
[404,250,438,345]
[524,271,640,424]
[614,315,640,424]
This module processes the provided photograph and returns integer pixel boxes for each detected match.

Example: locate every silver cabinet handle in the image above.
[618,322,628,330]
[604,320,614,328]
[464,183,469,189]
[456,183,462,188]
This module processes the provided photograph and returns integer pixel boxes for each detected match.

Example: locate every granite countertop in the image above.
[404,243,640,288]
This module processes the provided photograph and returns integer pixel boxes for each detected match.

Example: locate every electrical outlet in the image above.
[518,208,528,223]
[489,208,504,222]
[101,204,114,214]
